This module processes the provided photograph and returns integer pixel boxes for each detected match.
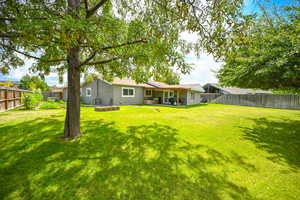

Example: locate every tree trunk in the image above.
[64,46,81,138]
[64,0,81,138]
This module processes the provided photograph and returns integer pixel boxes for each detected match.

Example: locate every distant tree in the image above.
[19,75,49,92]
[1,0,245,138]
[217,6,300,92]
[155,69,181,85]
[0,80,14,87]
[83,73,99,85]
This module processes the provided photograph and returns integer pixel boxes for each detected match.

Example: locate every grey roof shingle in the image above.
[203,83,272,94]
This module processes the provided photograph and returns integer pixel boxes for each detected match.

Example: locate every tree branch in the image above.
[79,51,96,66]
[86,0,109,18]
[0,32,18,38]
[84,0,89,12]
[85,56,121,65]
[79,39,147,66]
[100,39,147,51]
[0,43,66,63]
[84,54,144,66]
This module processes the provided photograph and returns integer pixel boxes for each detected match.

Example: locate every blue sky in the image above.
[243,0,299,15]
[0,59,61,86]
[0,0,296,86]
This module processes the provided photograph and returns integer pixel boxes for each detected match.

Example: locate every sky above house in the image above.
[0,0,296,86]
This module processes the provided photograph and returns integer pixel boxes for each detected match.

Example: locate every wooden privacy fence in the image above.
[200,93,300,110]
[0,86,32,112]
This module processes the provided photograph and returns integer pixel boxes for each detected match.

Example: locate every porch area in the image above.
[143,89,188,106]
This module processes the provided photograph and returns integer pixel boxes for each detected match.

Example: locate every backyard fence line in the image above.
[200,93,300,110]
[0,87,32,112]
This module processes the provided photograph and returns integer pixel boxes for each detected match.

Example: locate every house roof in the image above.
[111,78,154,87]
[203,83,272,94]
[147,81,172,88]
[146,81,205,92]
[72,77,204,91]
[180,83,205,92]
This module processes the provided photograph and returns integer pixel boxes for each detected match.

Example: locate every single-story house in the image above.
[203,83,272,94]
[63,78,205,106]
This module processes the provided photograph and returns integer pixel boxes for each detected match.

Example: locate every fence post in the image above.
[21,92,23,105]
[5,89,8,111]
[13,90,16,108]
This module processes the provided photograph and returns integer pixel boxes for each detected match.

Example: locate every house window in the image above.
[86,88,92,97]
[122,87,135,97]
[144,89,152,97]
[191,92,195,100]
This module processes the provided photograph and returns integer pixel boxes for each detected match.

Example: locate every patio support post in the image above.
[177,90,180,105]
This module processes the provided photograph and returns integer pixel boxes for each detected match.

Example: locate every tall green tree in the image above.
[83,73,99,85]
[1,0,244,138]
[19,74,49,91]
[217,6,300,91]
[154,68,181,85]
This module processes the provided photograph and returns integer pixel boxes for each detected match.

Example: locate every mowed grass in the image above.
[0,104,300,200]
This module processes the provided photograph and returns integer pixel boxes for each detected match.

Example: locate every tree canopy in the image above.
[217,6,300,91]
[83,73,99,85]
[19,74,49,92]
[0,0,245,138]
[1,0,244,80]
[154,68,181,85]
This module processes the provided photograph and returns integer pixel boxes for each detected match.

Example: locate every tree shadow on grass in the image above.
[175,103,209,109]
[241,117,300,170]
[145,103,208,110]
[1,117,258,200]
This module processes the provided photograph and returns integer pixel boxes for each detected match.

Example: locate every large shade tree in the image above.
[1,0,244,138]
[217,5,300,92]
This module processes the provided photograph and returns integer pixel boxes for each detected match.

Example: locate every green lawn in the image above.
[0,104,300,200]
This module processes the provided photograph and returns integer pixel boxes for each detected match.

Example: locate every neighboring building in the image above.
[44,87,65,101]
[203,83,272,94]
[64,78,205,106]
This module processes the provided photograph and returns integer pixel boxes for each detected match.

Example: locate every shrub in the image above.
[22,93,43,110]
[57,100,65,104]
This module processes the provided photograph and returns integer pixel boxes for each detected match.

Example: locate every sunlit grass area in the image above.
[0,104,300,200]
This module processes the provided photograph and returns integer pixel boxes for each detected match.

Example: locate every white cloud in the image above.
[1,58,33,80]
[179,32,222,85]
[44,72,67,86]
[181,53,221,85]
[0,58,66,86]
[180,31,199,43]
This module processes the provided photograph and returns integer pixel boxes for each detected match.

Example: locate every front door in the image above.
[163,90,174,104]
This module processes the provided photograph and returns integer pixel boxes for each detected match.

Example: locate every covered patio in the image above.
[143,88,188,106]
[143,81,205,106]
